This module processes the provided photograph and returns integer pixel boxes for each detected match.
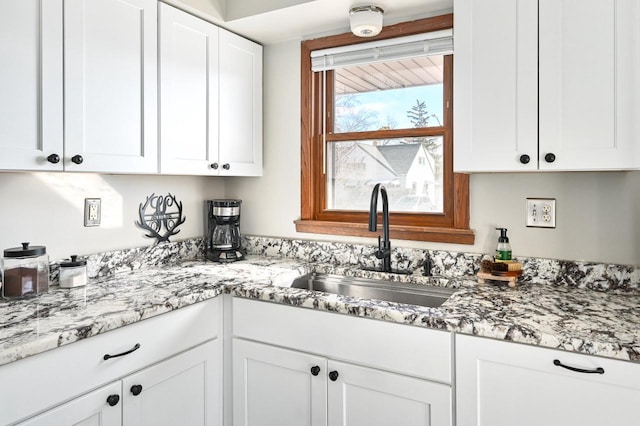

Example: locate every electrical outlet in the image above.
[526,198,556,228]
[84,198,101,227]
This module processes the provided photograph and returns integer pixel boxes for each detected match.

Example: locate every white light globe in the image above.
[350,6,384,37]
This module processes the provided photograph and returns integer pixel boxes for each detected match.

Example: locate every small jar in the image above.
[2,242,49,298]
[59,255,88,288]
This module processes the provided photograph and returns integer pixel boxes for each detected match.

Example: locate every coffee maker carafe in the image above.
[206,199,245,262]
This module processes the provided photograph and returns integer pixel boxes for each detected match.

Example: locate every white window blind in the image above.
[310,29,453,72]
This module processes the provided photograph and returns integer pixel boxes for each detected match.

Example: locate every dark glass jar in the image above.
[2,242,49,298]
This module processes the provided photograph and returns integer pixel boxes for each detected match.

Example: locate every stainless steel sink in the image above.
[290,273,456,308]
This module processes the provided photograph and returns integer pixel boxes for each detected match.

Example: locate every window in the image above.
[296,14,474,244]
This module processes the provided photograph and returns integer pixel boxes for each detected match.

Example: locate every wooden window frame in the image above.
[295,14,474,245]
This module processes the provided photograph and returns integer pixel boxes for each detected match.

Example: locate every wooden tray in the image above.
[477,271,522,288]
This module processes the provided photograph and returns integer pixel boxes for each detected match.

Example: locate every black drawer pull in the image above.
[553,359,604,374]
[103,343,141,360]
[130,384,143,396]
[329,370,339,381]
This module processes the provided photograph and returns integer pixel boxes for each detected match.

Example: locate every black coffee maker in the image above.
[205,199,245,262]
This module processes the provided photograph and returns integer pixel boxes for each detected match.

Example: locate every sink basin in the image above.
[290,273,456,308]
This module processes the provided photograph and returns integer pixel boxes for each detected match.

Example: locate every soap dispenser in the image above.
[495,228,512,260]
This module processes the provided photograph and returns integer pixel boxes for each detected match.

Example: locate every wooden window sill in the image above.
[294,220,475,245]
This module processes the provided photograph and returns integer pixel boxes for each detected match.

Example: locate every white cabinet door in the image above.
[539,0,640,170]
[122,339,222,426]
[159,3,219,175]
[219,29,263,176]
[456,334,640,426]
[0,0,63,171]
[327,360,451,426]
[233,338,327,426]
[17,381,122,426]
[453,0,538,172]
[64,0,157,173]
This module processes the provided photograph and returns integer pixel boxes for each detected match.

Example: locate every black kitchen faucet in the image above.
[368,183,392,272]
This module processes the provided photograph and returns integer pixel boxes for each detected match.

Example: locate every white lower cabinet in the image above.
[1,298,223,426]
[17,381,123,426]
[232,298,453,426]
[456,334,640,426]
[19,340,221,426]
[233,339,450,426]
[122,339,221,425]
[233,339,327,426]
[327,359,451,426]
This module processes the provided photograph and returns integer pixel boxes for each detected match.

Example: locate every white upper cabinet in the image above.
[0,0,64,171]
[454,0,538,172]
[159,3,219,175]
[219,29,263,176]
[159,5,263,176]
[64,0,158,173]
[539,0,640,170]
[454,0,640,172]
[1,0,262,176]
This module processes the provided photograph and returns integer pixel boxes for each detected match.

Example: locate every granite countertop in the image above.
[1,255,639,368]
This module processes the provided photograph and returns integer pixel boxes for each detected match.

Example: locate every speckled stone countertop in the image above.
[1,256,639,368]
[0,257,305,367]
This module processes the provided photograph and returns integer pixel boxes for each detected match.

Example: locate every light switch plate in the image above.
[526,198,556,228]
[84,198,101,227]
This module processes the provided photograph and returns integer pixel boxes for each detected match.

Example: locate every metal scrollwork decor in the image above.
[135,193,186,244]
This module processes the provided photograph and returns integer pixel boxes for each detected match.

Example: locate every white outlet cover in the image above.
[84,198,101,227]
[526,198,556,228]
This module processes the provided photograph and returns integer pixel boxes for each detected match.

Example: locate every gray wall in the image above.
[226,39,640,266]
[0,173,225,260]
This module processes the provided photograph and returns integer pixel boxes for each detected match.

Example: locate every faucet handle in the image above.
[374,236,390,259]
[423,255,432,277]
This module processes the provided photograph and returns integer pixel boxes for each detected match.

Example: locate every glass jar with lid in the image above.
[59,255,87,288]
[1,242,49,298]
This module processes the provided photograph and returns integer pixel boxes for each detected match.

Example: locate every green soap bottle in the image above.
[495,228,512,260]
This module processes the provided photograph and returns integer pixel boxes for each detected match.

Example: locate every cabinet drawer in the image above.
[456,334,640,425]
[232,298,451,383]
[0,297,221,425]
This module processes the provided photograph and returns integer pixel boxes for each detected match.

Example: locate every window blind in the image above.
[310,29,453,72]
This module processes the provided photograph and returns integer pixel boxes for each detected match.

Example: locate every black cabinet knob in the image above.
[310,366,321,376]
[544,153,556,163]
[106,394,120,407]
[328,371,339,381]
[210,163,219,170]
[71,155,84,164]
[519,154,530,164]
[47,154,60,164]
[130,384,143,396]
[222,163,230,170]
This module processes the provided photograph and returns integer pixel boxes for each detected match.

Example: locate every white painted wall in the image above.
[226,39,640,266]
[0,173,225,260]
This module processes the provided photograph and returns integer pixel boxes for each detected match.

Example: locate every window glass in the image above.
[326,136,444,213]
[334,56,444,132]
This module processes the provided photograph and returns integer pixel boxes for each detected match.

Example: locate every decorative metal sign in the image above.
[135,193,186,243]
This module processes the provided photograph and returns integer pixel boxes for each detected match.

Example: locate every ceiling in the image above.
[335,56,444,94]
[165,0,453,44]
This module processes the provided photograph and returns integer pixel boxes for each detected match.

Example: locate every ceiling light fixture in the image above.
[349,5,384,38]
